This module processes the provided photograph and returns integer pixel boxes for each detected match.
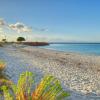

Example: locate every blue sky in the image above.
[0,0,100,42]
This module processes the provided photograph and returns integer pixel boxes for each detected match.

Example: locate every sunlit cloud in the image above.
[0,28,3,32]
[9,22,32,33]
[0,18,48,34]
[0,19,6,26]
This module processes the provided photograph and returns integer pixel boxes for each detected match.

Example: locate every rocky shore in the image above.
[1,44,100,100]
[20,46,100,95]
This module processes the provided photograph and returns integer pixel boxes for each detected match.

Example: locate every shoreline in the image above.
[38,46,100,57]
[1,44,100,99]
[13,45,100,94]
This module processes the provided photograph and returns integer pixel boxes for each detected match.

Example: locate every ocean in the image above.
[40,43,100,55]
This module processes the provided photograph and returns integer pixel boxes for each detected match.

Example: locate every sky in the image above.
[0,0,100,42]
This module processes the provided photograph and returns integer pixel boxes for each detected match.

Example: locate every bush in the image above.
[17,37,25,43]
[0,71,70,100]
[0,60,6,71]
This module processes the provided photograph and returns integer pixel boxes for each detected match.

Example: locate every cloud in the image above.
[0,18,48,33]
[0,28,3,32]
[9,23,48,33]
[0,19,6,26]
[32,27,48,32]
[9,22,32,33]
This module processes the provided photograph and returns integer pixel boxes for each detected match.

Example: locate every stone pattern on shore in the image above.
[2,45,100,100]
[20,46,100,95]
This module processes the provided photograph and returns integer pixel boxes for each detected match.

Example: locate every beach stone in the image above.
[0,45,100,100]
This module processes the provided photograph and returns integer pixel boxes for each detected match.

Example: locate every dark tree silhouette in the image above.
[17,37,25,42]
[2,39,6,42]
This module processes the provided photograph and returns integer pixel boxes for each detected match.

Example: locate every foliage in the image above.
[0,71,70,100]
[0,60,6,70]
[17,37,25,42]
[2,39,6,42]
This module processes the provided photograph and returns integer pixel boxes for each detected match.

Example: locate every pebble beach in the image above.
[0,44,100,100]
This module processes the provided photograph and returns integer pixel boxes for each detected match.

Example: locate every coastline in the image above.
[1,44,100,100]
[21,46,100,92]
[40,43,100,56]
[37,46,99,57]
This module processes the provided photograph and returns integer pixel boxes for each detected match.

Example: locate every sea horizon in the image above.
[40,43,100,56]
[49,42,100,44]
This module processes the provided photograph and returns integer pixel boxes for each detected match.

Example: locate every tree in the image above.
[2,39,7,43]
[17,37,25,43]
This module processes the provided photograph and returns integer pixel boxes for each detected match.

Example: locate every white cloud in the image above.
[0,18,48,34]
[9,22,32,33]
[0,19,6,26]
[0,28,3,32]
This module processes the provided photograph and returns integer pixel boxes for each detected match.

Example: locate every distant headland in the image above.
[22,42,49,46]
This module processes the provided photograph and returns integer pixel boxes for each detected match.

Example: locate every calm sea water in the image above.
[40,43,100,55]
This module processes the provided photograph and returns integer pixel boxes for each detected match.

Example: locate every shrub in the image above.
[0,60,6,71]
[17,37,25,43]
[0,71,70,100]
